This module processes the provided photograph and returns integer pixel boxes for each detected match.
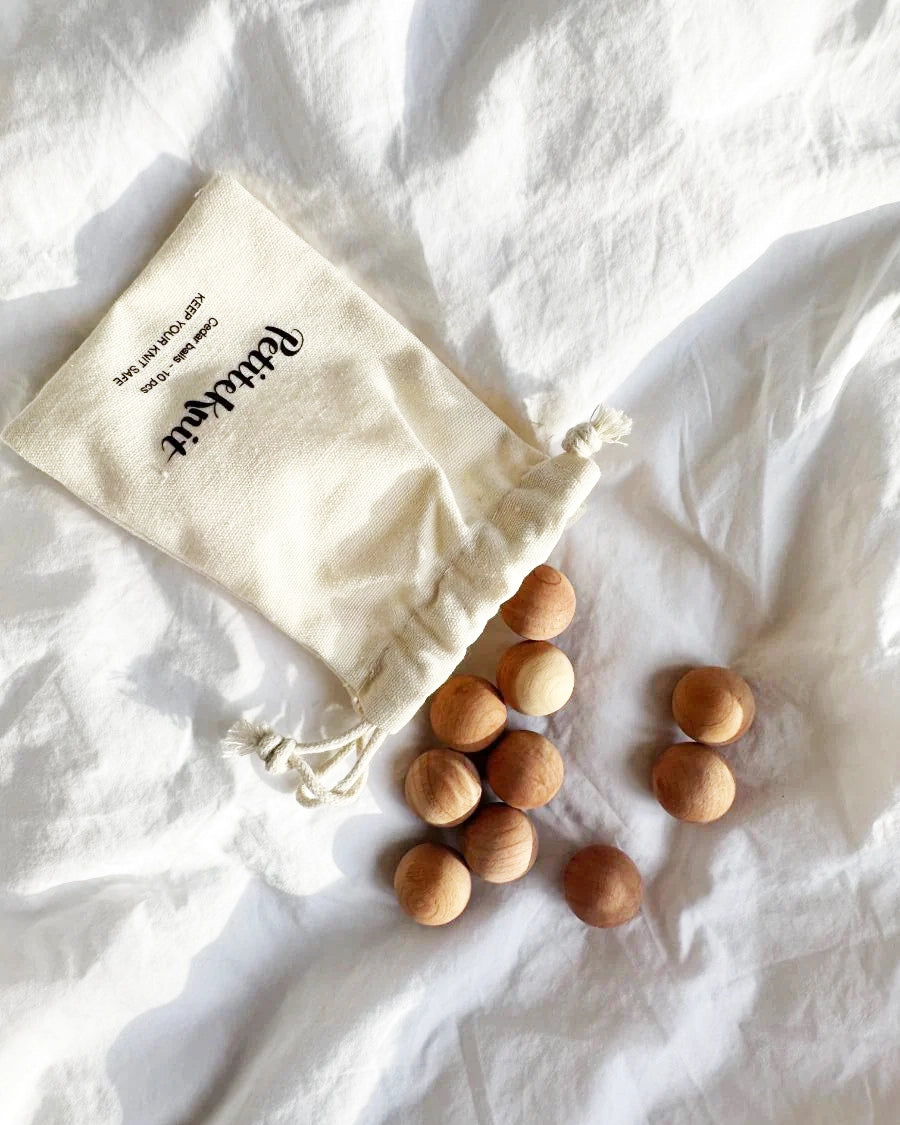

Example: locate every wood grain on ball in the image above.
[430,674,507,752]
[496,641,575,716]
[501,565,576,640]
[652,743,736,823]
[486,730,564,809]
[393,843,472,926]
[564,845,643,928]
[460,804,538,883]
[672,666,755,745]
[405,749,482,826]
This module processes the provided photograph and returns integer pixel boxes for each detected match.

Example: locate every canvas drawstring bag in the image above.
[2,175,630,807]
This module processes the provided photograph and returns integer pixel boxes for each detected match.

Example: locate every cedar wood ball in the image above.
[486,730,564,809]
[672,666,755,746]
[405,748,483,827]
[501,564,576,640]
[564,845,643,928]
[430,674,507,752]
[461,804,538,883]
[496,641,575,716]
[652,743,736,823]
[393,842,472,926]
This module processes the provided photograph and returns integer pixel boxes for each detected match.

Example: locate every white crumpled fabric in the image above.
[1,2,899,1122]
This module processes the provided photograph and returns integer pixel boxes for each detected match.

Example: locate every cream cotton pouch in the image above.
[2,175,630,807]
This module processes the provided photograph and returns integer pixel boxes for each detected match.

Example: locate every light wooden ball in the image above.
[563,845,643,928]
[430,674,507,753]
[404,749,482,826]
[652,742,736,823]
[486,730,564,809]
[496,641,575,716]
[672,666,755,745]
[460,804,538,883]
[393,843,472,926]
[501,564,576,640]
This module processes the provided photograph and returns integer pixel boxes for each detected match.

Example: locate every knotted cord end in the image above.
[223,718,295,772]
[562,404,632,458]
[223,716,388,807]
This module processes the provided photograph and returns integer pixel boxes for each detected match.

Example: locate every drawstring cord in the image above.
[223,718,388,807]
[561,404,632,457]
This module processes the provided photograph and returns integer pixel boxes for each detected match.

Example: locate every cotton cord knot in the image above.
[562,404,632,458]
[223,717,388,808]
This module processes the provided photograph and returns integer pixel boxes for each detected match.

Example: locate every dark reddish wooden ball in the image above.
[564,845,642,928]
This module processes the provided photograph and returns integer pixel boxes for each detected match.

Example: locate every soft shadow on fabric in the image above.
[0,154,203,419]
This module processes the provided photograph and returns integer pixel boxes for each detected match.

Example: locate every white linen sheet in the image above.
[1,2,899,1122]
